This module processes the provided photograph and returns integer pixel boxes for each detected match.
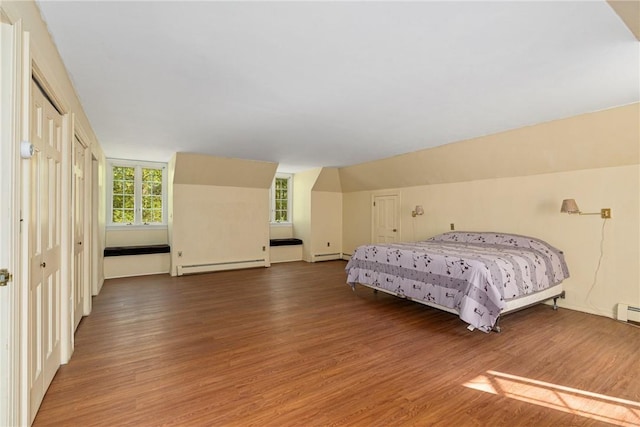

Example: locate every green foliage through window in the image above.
[273,176,290,222]
[111,166,136,224]
[109,162,165,226]
[141,168,163,224]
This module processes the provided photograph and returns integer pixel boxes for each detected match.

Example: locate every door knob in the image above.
[393,229,397,232]
[40,262,46,268]
[78,241,82,245]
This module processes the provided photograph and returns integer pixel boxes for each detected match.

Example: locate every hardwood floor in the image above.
[34,261,640,426]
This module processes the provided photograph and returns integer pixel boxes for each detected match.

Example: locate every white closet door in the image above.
[28,82,63,424]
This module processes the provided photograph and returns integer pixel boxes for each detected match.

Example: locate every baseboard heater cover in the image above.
[313,253,342,262]
[617,303,640,322]
[177,259,266,276]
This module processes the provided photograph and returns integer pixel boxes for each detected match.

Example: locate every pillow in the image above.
[428,231,555,250]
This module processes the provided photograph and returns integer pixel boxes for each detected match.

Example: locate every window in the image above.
[271,173,292,223]
[108,159,167,227]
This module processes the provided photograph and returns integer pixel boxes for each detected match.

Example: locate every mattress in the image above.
[345,232,570,332]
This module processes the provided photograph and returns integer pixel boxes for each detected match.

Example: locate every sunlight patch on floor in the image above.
[463,370,640,427]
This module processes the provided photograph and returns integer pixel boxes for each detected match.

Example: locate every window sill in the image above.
[270,222,292,227]
[107,224,168,231]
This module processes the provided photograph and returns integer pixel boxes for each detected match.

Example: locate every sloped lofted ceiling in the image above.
[36,1,639,172]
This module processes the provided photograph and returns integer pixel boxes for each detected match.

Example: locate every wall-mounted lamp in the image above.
[411,205,424,218]
[560,199,611,219]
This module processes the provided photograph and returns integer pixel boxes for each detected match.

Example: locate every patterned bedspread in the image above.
[345,232,570,332]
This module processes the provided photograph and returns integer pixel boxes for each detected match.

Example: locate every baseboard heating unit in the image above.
[312,253,342,262]
[177,259,266,276]
[617,303,640,323]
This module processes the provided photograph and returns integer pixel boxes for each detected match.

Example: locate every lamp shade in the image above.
[560,199,580,214]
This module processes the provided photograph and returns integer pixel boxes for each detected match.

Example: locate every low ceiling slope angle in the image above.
[37,0,640,172]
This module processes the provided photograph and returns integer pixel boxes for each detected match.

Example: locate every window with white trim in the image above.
[107,159,167,227]
[271,173,292,223]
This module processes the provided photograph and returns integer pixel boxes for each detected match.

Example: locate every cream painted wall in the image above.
[608,0,640,40]
[171,184,270,274]
[342,191,374,256]
[311,191,343,258]
[270,224,293,239]
[105,229,168,247]
[342,165,639,319]
[173,152,277,188]
[339,104,639,192]
[168,153,276,275]
[103,229,170,279]
[293,168,320,261]
[167,153,176,255]
[312,168,343,261]
[93,159,105,293]
[313,167,342,192]
[103,254,170,279]
[292,168,343,261]
[104,225,169,279]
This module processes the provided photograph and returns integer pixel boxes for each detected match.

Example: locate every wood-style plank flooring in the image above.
[34,261,640,426]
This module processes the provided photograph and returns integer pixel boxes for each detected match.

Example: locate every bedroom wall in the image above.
[292,168,321,261]
[340,103,638,191]
[311,191,343,261]
[167,153,176,256]
[292,168,344,262]
[270,224,293,239]
[311,168,343,261]
[340,103,640,320]
[169,153,277,275]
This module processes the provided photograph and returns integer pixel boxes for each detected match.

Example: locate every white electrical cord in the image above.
[584,219,640,329]
[585,219,607,315]
[412,217,416,241]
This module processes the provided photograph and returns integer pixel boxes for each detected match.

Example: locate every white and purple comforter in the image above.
[345,232,570,332]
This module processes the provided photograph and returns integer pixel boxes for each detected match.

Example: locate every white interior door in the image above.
[29,81,63,424]
[372,194,400,244]
[73,136,86,330]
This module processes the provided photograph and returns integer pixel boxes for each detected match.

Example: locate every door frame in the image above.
[72,127,92,329]
[0,20,27,427]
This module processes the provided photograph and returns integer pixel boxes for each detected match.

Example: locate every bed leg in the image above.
[552,290,566,311]
[492,317,502,333]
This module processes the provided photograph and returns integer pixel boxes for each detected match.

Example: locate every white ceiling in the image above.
[37,1,639,172]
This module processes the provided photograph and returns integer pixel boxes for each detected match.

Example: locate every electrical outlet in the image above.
[450,223,455,230]
[262,246,266,251]
[178,251,183,257]
[601,208,611,219]
[327,242,330,247]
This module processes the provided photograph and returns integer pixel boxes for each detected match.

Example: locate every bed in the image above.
[345,231,570,333]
